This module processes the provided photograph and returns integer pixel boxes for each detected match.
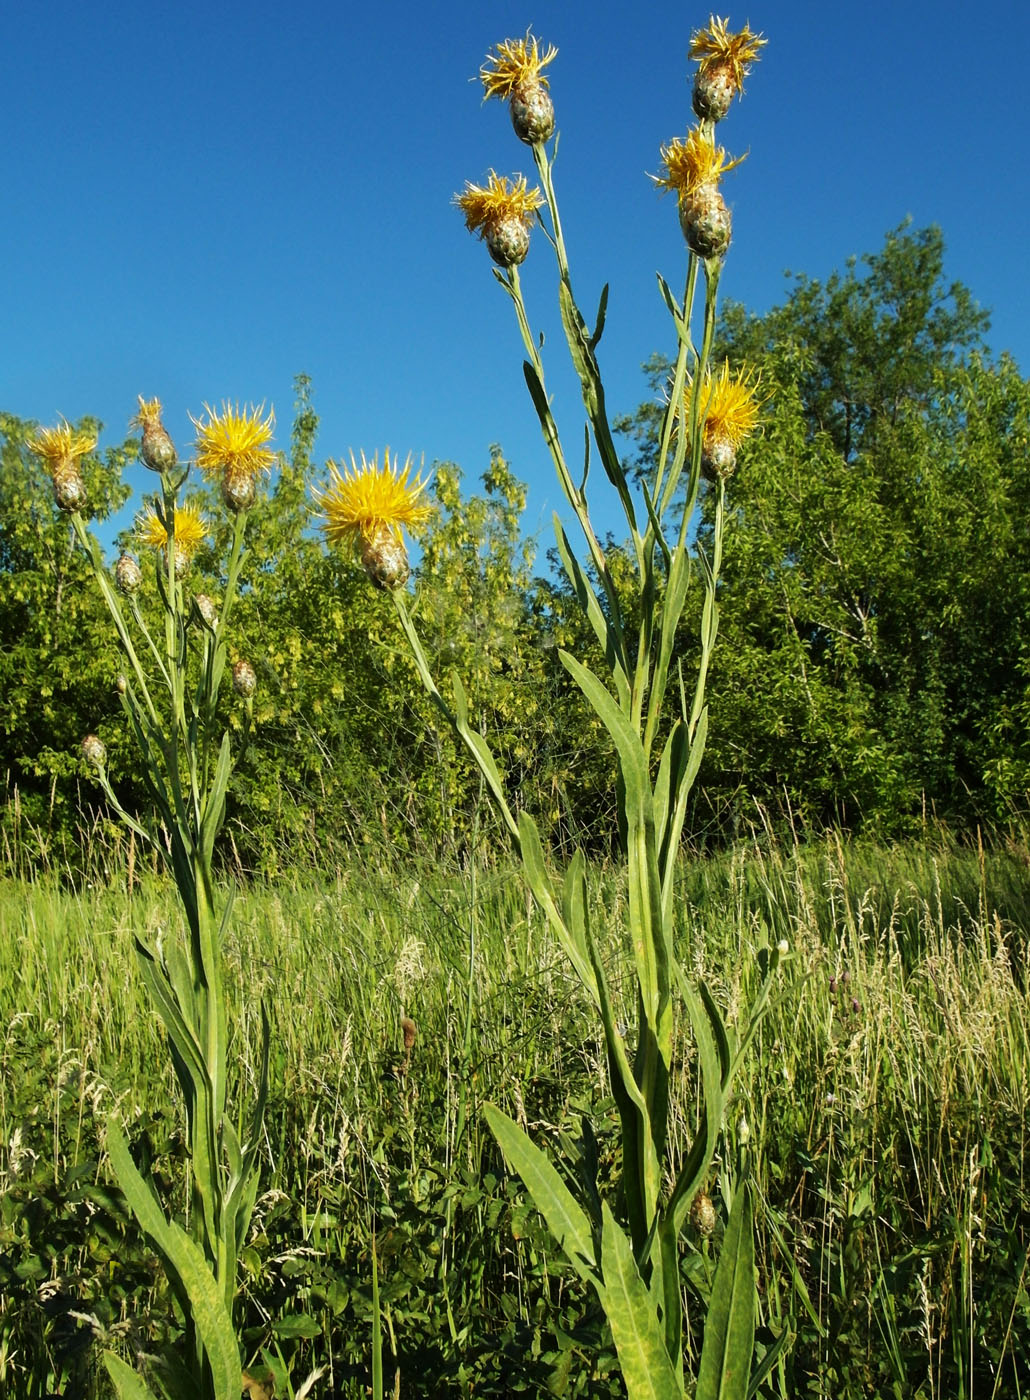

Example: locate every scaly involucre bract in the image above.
[318,449,432,552]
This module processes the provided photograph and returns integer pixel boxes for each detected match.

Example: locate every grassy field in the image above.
[1,833,1029,1398]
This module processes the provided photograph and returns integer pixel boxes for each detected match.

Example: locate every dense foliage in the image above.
[3,226,1030,870]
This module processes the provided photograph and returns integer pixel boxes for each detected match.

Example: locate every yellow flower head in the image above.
[318,450,433,553]
[138,502,208,560]
[131,396,164,430]
[698,361,765,450]
[29,422,97,477]
[655,128,745,198]
[455,172,543,236]
[191,403,276,485]
[480,32,557,99]
[689,15,766,91]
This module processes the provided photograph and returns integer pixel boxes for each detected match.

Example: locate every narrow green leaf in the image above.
[600,1204,682,1400]
[517,812,597,998]
[484,1103,599,1288]
[106,1118,241,1398]
[589,282,610,351]
[696,1181,756,1400]
[103,1353,160,1400]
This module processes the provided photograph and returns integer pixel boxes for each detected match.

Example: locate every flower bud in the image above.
[777,938,790,956]
[232,659,257,698]
[141,420,177,473]
[737,1115,750,1145]
[194,594,218,627]
[689,1191,717,1235]
[115,553,143,594]
[361,526,411,591]
[115,675,128,695]
[81,734,106,767]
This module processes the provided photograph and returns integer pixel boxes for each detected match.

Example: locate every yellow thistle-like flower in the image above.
[480,32,557,100]
[689,15,766,88]
[700,361,764,449]
[456,172,544,266]
[138,503,208,560]
[191,403,275,511]
[688,361,765,479]
[319,450,432,591]
[655,128,745,199]
[319,450,431,550]
[30,422,97,475]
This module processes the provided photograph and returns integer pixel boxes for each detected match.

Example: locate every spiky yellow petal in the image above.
[455,172,544,234]
[699,361,765,450]
[29,422,97,475]
[318,450,432,553]
[655,128,745,198]
[480,33,557,100]
[690,15,766,90]
[191,403,276,485]
[131,396,164,429]
[138,503,208,560]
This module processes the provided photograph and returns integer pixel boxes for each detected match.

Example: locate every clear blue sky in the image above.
[4,0,1028,550]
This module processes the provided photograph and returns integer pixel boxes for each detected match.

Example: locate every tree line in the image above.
[3,224,1029,874]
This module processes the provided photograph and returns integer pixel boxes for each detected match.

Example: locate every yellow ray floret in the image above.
[690,16,767,88]
[455,172,544,234]
[138,503,208,559]
[191,403,276,483]
[697,361,765,449]
[655,128,745,198]
[480,32,557,99]
[318,450,433,552]
[29,422,98,473]
[131,396,165,429]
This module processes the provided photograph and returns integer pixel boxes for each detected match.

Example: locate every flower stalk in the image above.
[360,24,781,1397]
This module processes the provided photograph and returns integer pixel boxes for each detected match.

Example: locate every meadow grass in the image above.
[1,832,1028,1398]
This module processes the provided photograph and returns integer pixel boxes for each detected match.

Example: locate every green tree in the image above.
[0,413,134,868]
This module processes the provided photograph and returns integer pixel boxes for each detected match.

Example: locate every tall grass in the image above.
[2,833,1028,1397]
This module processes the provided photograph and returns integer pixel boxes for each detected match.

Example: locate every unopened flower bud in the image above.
[194,594,218,627]
[361,527,411,591]
[81,734,106,767]
[401,1016,417,1051]
[777,938,790,956]
[115,675,128,695]
[232,659,257,698]
[53,471,86,512]
[737,1115,750,1145]
[115,553,143,594]
[689,1191,717,1235]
